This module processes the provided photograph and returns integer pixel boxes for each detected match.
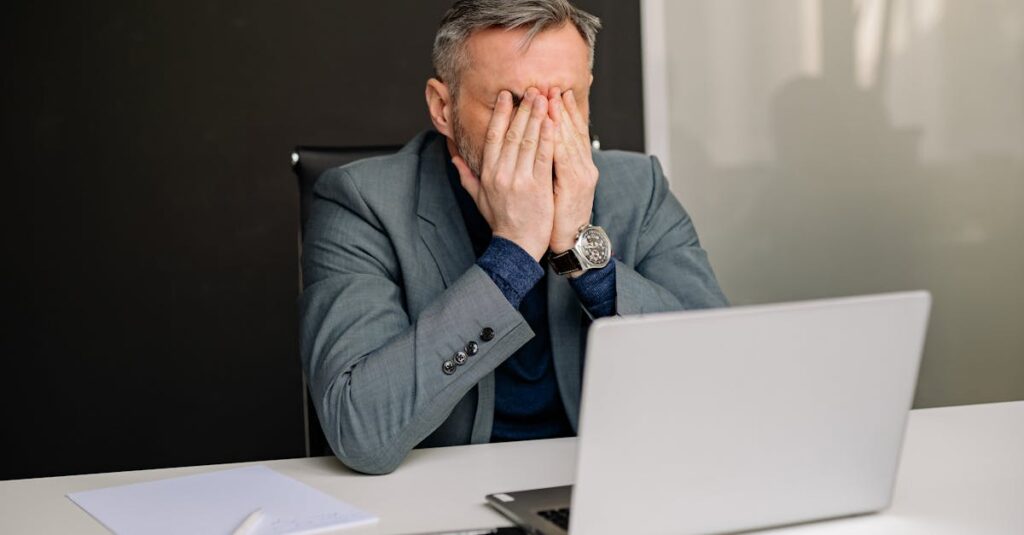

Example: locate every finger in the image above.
[557,94,590,158]
[483,91,514,173]
[547,87,563,122]
[553,97,585,168]
[552,122,570,186]
[534,118,555,181]
[498,88,539,173]
[563,90,591,144]
[515,95,548,177]
[451,154,481,200]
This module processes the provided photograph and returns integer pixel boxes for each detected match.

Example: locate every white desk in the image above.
[2,401,1021,534]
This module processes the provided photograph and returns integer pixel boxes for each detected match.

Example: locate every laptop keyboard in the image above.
[537,507,570,530]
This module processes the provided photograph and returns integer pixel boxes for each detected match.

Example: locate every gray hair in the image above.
[432,0,602,98]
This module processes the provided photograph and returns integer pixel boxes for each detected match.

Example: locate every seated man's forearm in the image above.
[301,265,535,475]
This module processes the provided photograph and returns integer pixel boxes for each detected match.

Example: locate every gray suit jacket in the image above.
[299,131,727,474]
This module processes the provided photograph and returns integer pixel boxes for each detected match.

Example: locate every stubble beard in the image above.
[451,108,483,178]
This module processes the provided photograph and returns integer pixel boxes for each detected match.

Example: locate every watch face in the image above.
[579,227,611,266]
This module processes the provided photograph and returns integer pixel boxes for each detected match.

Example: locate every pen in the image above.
[231,508,264,535]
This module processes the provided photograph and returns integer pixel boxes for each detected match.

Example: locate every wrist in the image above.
[551,216,592,254]
[477,237,545,308]
[550,228,585,255]
[493,231,547,262]
[550,239,575,255]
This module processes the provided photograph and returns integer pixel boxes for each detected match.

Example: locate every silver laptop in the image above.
[487,291,931,534]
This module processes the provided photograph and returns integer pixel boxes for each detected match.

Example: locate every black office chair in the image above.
[291,145,402,457]
[292,145,403,234]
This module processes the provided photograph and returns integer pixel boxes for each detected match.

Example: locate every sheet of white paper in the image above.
[67,465,378,535]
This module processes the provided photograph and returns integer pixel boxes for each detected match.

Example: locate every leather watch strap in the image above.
[549,249,583,275]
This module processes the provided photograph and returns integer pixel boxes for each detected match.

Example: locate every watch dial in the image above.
[580,228,610,265]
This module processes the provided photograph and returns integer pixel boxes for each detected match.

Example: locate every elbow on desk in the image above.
[321,413,405,475]
[334,449,403,476]
[318,387,407,476]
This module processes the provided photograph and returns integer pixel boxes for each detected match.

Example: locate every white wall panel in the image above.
[644,0,1024,407]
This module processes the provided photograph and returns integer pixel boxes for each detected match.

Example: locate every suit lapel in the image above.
[416,134,475,287]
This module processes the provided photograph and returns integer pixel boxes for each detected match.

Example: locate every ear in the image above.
[425,78,455,138]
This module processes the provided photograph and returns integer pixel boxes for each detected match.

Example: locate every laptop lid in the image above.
[569,291,931,535]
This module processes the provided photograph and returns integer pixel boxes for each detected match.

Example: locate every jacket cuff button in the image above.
[442,359,457,375]
[465,341,479,356]
[453,350,468,366]
[480,327,495,342]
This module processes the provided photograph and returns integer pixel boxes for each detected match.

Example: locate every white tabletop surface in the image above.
[1,401,1021,534]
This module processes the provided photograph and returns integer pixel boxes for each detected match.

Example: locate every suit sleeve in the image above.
[299,169,534,475]
[615,156,729,314]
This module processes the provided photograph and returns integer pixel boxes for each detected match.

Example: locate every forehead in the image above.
[460,23,590,98]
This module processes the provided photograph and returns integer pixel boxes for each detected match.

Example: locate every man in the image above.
[299,0,727,475]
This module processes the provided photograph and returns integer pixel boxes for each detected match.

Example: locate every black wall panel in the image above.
[0,0,643,480]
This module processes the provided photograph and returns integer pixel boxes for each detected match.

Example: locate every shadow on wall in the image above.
[664,0,1024,408]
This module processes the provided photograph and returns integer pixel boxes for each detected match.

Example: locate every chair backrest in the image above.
[292,145,402,236]
[290,144,402,457]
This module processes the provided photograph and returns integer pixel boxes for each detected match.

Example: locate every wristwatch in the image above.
[548,224,612,276]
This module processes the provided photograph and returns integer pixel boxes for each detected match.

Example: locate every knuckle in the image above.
[505,129,520,143]
[485,128,503,144]
[520,136,537,149]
